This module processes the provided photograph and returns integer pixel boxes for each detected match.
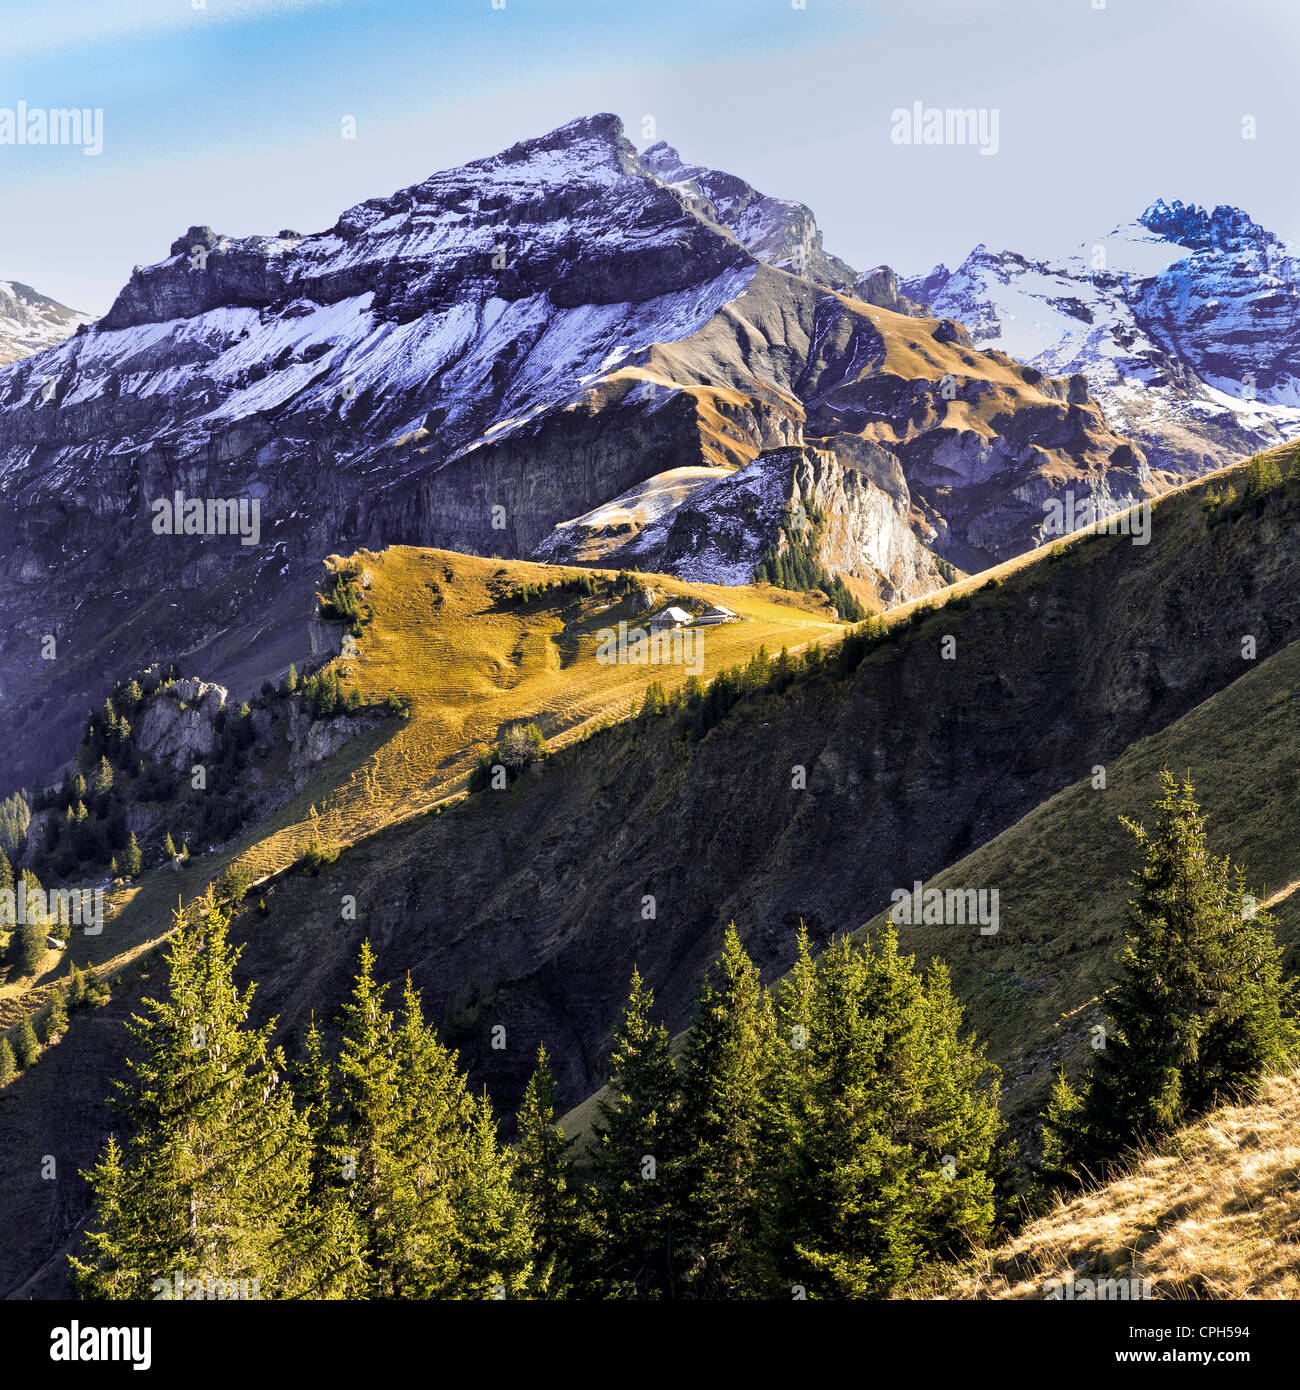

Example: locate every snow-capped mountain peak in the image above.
[0,280,91,365]
[904,200,1300,474]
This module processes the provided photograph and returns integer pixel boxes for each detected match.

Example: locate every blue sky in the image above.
[3,0,1300,314]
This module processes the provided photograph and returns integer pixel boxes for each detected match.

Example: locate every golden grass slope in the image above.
[955,1070,1300,1300]
[233,547,844,880]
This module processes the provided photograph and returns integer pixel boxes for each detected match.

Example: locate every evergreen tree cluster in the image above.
[72,914,1003,1300]
[635,618,894,743]
[0,791,31,862]
[0,962,92,1085]
[27,665,262,883]
[318,563,370,637]
[298,665,362,720]
[3,856,59,973]
[73,914,535,1300]
[508,569,641,608]
[1202,450,1300,525]
[578,926,1003,1299]
[753,498,868,622]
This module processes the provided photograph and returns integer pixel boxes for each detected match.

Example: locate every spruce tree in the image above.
[71,903,321,1298]
[0,1037,14,1085]
[453,1092,536,1299]
[15,1015,39,1068]
[767,930,1002,1298]
[69,962,86,1007]
[14,871,47,976]
[123,832,142,880]
[42,986,69,1043]
[1043,773,1298,1182]
[588,969,682,1298]
[515,1044,579,1293]
[323,955,534,1298]
[675,925,774,1299]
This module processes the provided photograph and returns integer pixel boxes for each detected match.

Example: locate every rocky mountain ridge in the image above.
[904,198,1300,476]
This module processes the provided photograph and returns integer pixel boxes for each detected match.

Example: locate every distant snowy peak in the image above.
[0,280,91,365]
[903,200,1300,476]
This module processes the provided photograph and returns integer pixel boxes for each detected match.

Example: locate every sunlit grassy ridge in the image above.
[951,1069,1300,1300]
[232,547,845,880]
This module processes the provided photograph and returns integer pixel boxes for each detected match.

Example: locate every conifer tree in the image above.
[1043,773,1298,1183]
[767,930,1002,1298]
[14,872,47,976]
[322,955,534,1298]
[515,1044,579,1293]
[42,986,69,1043]
[0,1037,14,1085]
[675,925,774,1299]
[15,1015,38,1068]
[123,832,142,880]
[69,962,86,1007]
[71,904,322,1298]
[453,1093,536,1299]
[588,969,682,1298]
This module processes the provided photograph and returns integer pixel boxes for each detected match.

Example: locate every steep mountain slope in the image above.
[0,281,90,365]
[0,113,1146,792]
[956,1070,1300,1300]
[3,449,1300,1297]
[906,200,1300,478]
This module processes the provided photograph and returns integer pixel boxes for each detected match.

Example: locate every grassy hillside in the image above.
[845,623,1300,1132]
[952,1070,1300,1300]
[232,548,845,879]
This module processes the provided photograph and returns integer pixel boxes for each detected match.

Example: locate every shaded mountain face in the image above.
[0,113,1145,791]
[904,199,1300,477]
[0,281,90,365]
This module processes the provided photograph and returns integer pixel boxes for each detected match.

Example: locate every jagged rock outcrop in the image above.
[851,265,930,317]
[546,438,946,602]
[133,676,228,772]
[0,280,90,365]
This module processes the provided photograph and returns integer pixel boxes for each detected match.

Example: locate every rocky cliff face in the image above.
[543,438,946,602]
[904,199,1300,478]
[0,114,1146,790]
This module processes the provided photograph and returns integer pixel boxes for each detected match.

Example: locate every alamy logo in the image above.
[151,490,261,546]
[1043,1274,1153,1301]
[151,1270,261,1300]
[0,102,103,156]
[1043,490,1151,546]
[595,621,704,676]
[890,101,999,156]
[50,1322,151,1370]
[0,885,103,935]
[889,881,999,935]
